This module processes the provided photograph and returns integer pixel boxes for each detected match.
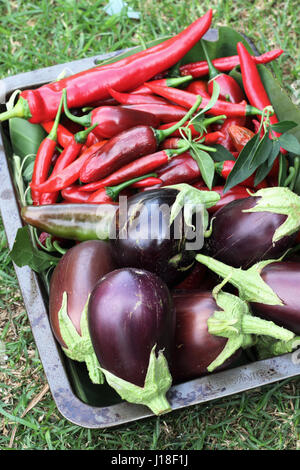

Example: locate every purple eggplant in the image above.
[206,194,297,268]
[49,240,117,383]
[251,261,300,334]
[171,290,242,383]
[88,267,175,415]
[109,188,196,286]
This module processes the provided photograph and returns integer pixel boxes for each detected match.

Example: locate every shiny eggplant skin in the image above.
[251,261,300,334]
[109,189,196,286]
[206,196,297,268]
[171,290,241,383]
[88,268,175,387]
[49,240,117,347]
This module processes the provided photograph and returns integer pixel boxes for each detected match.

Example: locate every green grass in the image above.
[0,0,299,451]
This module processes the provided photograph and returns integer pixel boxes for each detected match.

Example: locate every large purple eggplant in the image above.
[251,261,300,334]
[206,187,300,268]
[88,267,175,415]
[109,186,220,286]
[171,290,242,383]
[49,240,117,383]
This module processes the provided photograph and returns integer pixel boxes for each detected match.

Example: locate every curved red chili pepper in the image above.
[236,42,286,166]
[145,83,264,117]
[61,185,91,203]
[186,80,210,98]
[1,10,213,123]
[130,176,163,188]
[180,49,284,77]
[108,88,168,105]
[41,121,74,149]
[123,103,187,123]
[156,152,202,186]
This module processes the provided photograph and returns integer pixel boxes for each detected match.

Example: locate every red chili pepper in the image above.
[194,184,251,213]
[186,80,210,98]
[1,10,213,123]
[108,88,168,105]
[213,117,246,152]
[61,185,91,203]
[130,176,163,188]
[156,152,202,186]
[63,95,159,139]
[227,124,255,152]
[31,94,64,205]
[236,41,285,166]
[78,148,185,193]
[87,173,157,203]
[77,96,202,183]
[145,83,264,117]
[180,49,284,77]
[39,124,98,205]
[30,140,107,193]
[123,103,188,123]
[201,39,245,103]
[215,160,268,189]
[131,76,193,94]
[41,121,75,149]
[158,120,225,140]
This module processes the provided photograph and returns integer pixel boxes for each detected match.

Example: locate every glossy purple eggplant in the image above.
[109,188,196,287]
[88,268,175,415]
[251,261,300,334]
[206,196,297,268]
[49,240,117,347]
[171,290,242,383]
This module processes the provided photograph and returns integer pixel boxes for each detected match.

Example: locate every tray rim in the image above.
[0,30,299,429]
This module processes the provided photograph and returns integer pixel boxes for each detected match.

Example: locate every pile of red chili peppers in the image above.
[0,9,287,208]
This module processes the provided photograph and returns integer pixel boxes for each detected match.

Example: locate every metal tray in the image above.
[0,30,299,429]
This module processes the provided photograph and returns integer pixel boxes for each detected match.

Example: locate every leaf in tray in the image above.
[209,144,235,162]
[277,134,300,154]
[254,139,281,186]
[10,226,60,273]
[190,146,215,190]
[270,121,298,133]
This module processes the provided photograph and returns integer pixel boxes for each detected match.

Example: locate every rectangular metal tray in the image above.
[0,36,299,429]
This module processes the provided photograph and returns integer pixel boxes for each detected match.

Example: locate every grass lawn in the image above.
[0,0,299,450]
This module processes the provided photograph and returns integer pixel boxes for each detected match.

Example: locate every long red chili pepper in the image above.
[186,80,210,98]
[180,48,284,77]
[31,94,64,205]
[158,118,226,139]
[161,132,224,150]
[107,88,168,105]
[236,41,285,165]
[215,159,267,188]
[131,76,193,95]
[130,176,163,188]
[156,152,202,186]
[77,95,202,183]
[78,148,187,193]
[145,83,265,117]
[61,185,91,203]
[87,173,157,203]
[39,123,98,205]
[123,103,188,123]
[200,40,245,103]
[62,95,159,139]
[0,10,213,123]
[30,140,107,193]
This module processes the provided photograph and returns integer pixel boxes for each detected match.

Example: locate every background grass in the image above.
[0,0,299,451]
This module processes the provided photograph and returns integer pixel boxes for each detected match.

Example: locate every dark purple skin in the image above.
[171,290,242,383]
[49,240,117,347]
[206,196,297,268]
[109,189,196,286]
[88,268,175,387]
[251,261,300,334]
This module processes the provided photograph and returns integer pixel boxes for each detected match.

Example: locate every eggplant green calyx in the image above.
[165,183,220,232]
[195,254,283,306]
[207,288,294,372]
[58,292,104,384]
[99,345,172,416]
[243,187,300,243]
[255,336,300,360]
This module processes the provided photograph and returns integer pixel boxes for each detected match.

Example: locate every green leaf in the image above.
[277,134,300,154]
[254,140,280,185]
[9,226,60,273]
[270,121,298,133]
[223,133,260,193]
[9,118,46,160]
[209,144,235,162]
[190,147,215,189]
